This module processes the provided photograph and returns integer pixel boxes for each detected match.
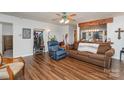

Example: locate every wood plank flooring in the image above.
[22,53,124,80]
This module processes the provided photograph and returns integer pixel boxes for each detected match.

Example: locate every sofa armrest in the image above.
[105,48,115,57]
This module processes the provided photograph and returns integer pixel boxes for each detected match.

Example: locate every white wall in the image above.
[2,23,13,35]
[107,15,124,60]
[0,13,68,58]
[0,24,2,53]
[50,25,68,42]
[60,25,75,45]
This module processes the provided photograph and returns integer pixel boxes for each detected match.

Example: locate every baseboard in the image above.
[13,52,48,58]
[13,53,33,58]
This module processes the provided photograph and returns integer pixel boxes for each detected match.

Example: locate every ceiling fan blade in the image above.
[69,14,76,17]
[52,18,59,21]
[56,13,61,16]
[69,18,77,22]
[67,16,74,21]
[62,12,67,15]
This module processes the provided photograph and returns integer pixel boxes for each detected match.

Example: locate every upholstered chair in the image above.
[0,52,24,80]
[47,41,67,60]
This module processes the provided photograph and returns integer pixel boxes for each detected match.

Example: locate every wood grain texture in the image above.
[22,53,124,80]
[79,18,113,28]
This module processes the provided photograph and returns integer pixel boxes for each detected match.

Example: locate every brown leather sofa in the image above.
[67,42,115,68]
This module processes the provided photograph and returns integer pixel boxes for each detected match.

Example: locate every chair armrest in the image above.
[6,66,14,80]
[59,48,65,51]
[0,52,3,65]
[0,65,14,80]
[105,48,115,57]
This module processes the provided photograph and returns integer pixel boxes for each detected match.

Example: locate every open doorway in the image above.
[33,29,45,54]
[0,22,13,58]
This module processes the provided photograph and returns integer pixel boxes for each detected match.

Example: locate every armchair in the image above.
[47,41,67,60]
[0,52,24,80]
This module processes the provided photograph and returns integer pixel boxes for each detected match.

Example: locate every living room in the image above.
[1,0,124,92]
[0,12,124,80]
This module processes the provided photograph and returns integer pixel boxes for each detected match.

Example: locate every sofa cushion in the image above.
[97,44,111,54]
[78,43,99,53]
[78,51,92,57]
[89,53,105,61]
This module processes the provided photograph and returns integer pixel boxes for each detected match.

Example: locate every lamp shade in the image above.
[59,19,64,23]
[65,20,69,24]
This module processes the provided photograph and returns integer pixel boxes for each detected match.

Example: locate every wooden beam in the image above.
[79,18,113,27]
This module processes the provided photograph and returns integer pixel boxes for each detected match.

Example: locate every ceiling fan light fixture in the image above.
[59,19,64,23]
[65,19,69,24]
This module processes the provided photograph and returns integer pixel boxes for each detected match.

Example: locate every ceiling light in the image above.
[59,19,64,23]
[65,20,69,24]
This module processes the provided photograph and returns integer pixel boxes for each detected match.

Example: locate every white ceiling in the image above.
[1,12,124,25]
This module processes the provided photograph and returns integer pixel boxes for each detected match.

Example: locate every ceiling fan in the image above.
[52,12,77,24]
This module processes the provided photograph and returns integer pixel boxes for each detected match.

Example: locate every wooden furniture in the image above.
[120,48,124,62]
[0,52,25,80]
[0,52,3,65]
[79,18,113,27]
[78,18,114,42]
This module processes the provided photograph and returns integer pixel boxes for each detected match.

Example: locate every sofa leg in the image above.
[109,58,112,68]
[106,58,112,69]
[104,57,112,72]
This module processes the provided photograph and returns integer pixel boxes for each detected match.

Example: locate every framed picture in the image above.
[22,28,31,39]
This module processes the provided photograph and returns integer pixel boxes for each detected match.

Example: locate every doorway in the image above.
[3,35,13,57]
[1,23,13,58]
[33,29,45,54]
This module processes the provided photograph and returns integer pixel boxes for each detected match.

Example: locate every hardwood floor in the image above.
[21,53,124,80]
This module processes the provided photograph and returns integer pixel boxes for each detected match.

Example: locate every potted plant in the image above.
[49,35,56,41]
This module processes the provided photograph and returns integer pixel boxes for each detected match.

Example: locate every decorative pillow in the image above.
[78,43,99,53]
[97,44,111,54]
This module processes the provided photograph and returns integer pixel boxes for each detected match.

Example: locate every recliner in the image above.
[47,41,67,60]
